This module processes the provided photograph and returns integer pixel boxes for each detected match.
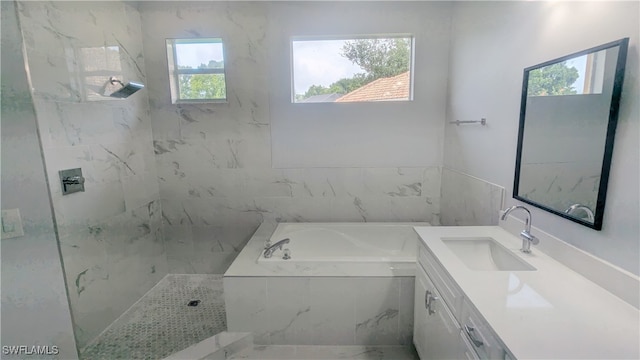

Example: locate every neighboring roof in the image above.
[297,93,342,103]
[335,71,410,102]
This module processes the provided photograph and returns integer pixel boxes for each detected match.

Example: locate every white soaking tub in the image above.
[224,222,429,346]
[261,223,418,263]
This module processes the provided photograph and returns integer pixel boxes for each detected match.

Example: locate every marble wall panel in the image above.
[1,3,78,356]
[140,3,443,275]
[440,167,504,226]
[225,276,414,346]
[16,1,165,349]
[309,278,357,345]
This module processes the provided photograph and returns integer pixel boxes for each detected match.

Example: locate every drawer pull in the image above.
[464,325,484,347]
[425,290,439,315]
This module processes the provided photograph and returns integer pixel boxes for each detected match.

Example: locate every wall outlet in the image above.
[2,208,25,239]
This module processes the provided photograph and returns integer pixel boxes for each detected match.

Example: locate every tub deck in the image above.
[225,222,429,277]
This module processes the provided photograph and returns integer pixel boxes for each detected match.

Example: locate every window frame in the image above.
[166,37,228,104]
[290,34,415,104]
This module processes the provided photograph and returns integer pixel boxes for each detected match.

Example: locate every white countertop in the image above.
[414,226,640,360]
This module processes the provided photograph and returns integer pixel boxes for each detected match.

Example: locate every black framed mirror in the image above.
[513,38,629,230]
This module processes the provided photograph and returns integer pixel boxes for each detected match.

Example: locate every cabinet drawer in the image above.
[418,243,463,319]
[459,330,481,360]
[461,300,503,360]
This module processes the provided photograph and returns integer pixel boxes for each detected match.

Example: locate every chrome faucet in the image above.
[263,238,290,258]
[565,204,595,222]
[501,205,539,253]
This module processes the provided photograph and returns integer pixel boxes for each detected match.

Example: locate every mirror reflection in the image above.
[514,38,628,230]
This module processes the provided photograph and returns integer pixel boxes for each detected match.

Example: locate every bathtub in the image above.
[224,222,429,346]
[261,223,418,263]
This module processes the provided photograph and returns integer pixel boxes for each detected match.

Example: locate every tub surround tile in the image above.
[229,345,419,359]
[266,278,312,345]
[224,277,270,345]
[440,167,504,226]
[398,277,416,345]
[355,278,401,345]
[309,278,356,345]
[225,223,418,346]
[226,275,414,346]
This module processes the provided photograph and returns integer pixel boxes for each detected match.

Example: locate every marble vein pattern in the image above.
[141,2,442,275]
[229,345,419,359]
[16,1,165,349]
[1,2,79,357]
[225,276,415,346]
[440,167,504,226]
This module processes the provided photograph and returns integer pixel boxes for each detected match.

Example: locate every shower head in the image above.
[108,77,144,98]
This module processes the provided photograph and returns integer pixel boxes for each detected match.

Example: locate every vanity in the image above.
[412,226,639,359]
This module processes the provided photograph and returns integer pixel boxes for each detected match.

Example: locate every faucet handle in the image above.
[520,230,539,244]
[530,236,540,245]
[264,240,271,249]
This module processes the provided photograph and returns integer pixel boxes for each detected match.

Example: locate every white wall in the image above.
[1,1,78,358]
[268,2,451,168]
[445,1,639,275]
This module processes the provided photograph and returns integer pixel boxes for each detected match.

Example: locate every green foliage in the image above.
[341,38,411,80]
[528,62,580,96]
[178,64,226,100]
[298,38,411,101]
[300,74,368,100]
[201,60,224,69]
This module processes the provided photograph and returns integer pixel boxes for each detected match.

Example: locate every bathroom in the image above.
[1,1,638,359]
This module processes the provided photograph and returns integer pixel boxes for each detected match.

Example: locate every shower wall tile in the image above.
[141,3,442,275]
[440,167,504,226]
[16,1,165,349]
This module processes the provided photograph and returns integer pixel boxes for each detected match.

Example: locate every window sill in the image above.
[172,99,228,105]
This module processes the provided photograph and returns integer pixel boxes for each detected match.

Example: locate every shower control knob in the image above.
[62,175,85,185]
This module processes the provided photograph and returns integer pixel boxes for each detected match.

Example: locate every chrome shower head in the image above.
[108,77,144,98]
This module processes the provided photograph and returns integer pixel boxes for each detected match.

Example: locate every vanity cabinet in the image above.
[414,264,461,359]
[414,242,511,360]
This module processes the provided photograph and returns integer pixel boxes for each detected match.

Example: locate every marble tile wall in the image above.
[224,276,415,346]
[16,1,166,349]
[1,1,78,357]
[140,2,442,275]
[440,167,504,226]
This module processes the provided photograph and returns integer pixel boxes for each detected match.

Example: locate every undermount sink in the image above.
[442,237,536,271]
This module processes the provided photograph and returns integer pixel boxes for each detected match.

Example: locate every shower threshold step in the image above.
[162,332,253,360]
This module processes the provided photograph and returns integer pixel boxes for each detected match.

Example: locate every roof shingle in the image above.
[335,71,410,102]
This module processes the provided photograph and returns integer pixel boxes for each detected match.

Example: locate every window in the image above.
[291,35,413,103]
[528,49,607,97]
[166,38,227,103]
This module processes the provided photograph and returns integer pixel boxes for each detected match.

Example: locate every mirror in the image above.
[513,38,629,230]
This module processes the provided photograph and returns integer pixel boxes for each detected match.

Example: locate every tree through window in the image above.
[292,35,413,103]
[166,38,227,103]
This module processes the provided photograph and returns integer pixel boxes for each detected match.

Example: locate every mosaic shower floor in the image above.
[81,274,226,360]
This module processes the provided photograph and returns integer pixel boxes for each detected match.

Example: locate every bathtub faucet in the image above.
[263,238,290,258]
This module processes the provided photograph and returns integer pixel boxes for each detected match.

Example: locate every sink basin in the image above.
[442,237,536,271]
